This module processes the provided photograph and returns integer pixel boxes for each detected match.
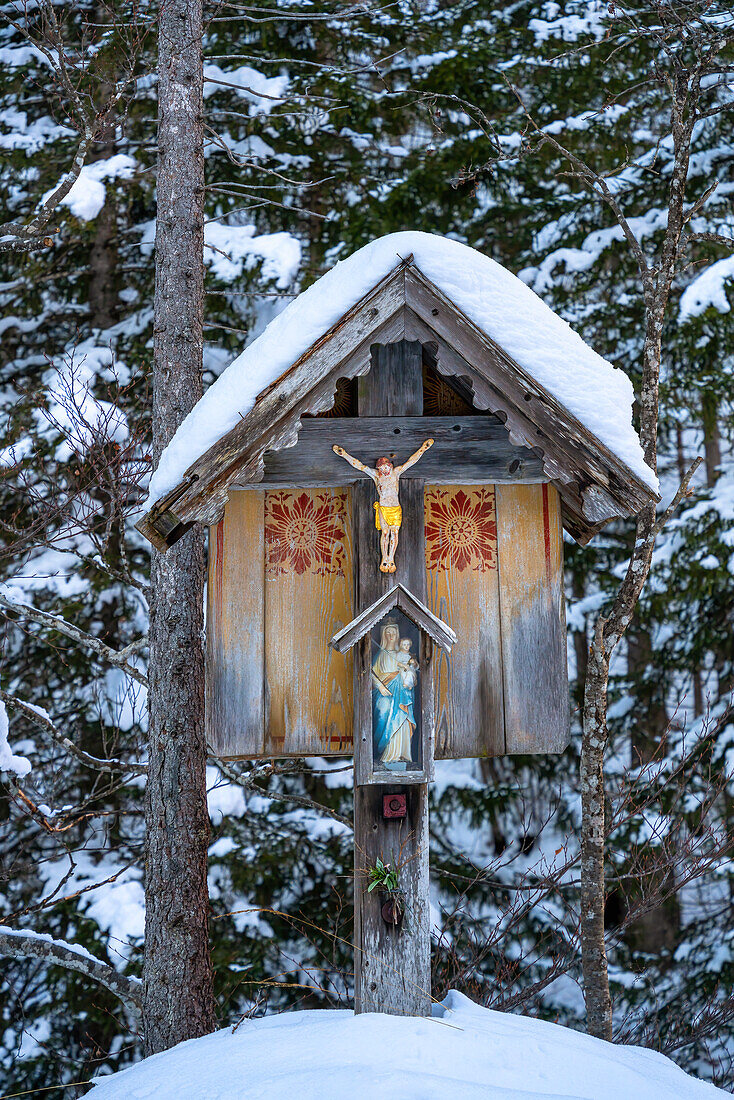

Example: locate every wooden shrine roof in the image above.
[329,584,456,655]
[137,258,659,551]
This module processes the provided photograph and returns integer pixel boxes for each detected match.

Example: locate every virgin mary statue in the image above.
[372,620,416,767]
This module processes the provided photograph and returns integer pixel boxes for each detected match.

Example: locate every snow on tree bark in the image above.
[143,0,215,1055]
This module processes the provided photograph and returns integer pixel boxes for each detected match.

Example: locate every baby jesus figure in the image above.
[397,638,419,690]
[332,437,434,572]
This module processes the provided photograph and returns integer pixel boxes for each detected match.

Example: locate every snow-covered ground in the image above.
[89,992,726,1099]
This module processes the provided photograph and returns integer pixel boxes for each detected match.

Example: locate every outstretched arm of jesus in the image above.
[332,445,376,478]
[395,437,434,475]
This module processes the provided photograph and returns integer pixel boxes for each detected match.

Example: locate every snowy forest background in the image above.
[1,0,733,1094]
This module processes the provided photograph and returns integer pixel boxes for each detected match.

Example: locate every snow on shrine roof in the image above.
[145,231,657,510]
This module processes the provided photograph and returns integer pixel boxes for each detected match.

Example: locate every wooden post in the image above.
[353,341,432,1016]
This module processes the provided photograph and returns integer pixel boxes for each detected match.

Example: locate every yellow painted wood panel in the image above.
[206,491,265,757]
[495,484,569,754]
[264,488,354,755]
[425,485,505,758]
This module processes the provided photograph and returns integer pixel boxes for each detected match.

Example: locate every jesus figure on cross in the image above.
[332,438,434,573]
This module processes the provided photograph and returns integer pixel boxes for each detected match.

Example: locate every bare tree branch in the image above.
[211,756,353,830]
[686,231,734,249]
[0,591,148,686]
[0,925,141,1010]
[1,690,147,775]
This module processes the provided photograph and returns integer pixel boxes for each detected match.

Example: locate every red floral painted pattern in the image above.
[424,487,497,573]
[265,490,347,577]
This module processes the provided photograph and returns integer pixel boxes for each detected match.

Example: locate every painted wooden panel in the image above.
[425,485,505,758]
[496,483,569,754]
[263,488,354,755]
[208,480,567,760]
[206,491,265,758]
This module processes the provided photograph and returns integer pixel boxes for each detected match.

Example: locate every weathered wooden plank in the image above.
[206,492,265,758]
[263,488,354,756]
[353,780,431,1015]
[405,268,656,517]
[425,485,506,759]
[359,340,422,415]
[353,338,431,1015]
[246,415,543,488]
[495,483,569,754]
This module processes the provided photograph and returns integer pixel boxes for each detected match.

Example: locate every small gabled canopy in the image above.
[137,232,660,551]
[329,584,456,656]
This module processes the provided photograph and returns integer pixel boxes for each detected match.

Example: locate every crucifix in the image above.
[332,438,434,573]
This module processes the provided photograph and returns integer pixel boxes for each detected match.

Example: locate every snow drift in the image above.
[89,991,725,1099]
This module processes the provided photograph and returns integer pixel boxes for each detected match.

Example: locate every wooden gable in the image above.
[137,259,658,552]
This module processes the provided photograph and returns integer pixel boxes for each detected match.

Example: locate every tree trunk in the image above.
[580,635,613,1042]
[580,305,663,1042]
[701,392,721,489]
[143,0,215,1055]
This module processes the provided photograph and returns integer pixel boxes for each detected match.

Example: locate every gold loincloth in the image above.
[374,503,402,530]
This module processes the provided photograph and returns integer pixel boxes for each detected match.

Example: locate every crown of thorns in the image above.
[376,456,394,468]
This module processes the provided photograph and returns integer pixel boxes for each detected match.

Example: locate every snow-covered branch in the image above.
[0,0,143,253]
[1,690,147,776]
[0,591,148,686]
[0,925,141,1010]
[0,128,95,253]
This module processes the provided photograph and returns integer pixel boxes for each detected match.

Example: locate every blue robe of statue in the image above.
[373,663,416,761]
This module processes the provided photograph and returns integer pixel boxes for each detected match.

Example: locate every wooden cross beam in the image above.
[234,416,544,489]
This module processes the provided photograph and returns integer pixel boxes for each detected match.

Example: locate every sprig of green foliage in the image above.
[367,857,400,895]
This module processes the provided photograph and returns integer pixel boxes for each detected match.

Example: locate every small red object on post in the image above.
[383,793,407,820]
